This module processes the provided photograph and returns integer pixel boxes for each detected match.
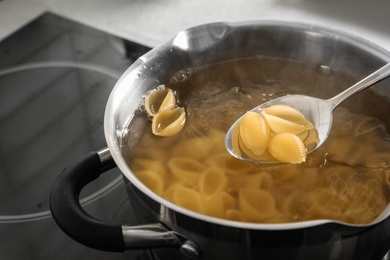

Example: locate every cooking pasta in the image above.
[127,108,390,224]
[233,105,319,163]
[123,57,390,225]
[144,86,186,136]
[198,167,228,200]
[152,107,186,136]
[144,87,176,117]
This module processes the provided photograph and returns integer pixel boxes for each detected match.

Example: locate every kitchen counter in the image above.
[1,0,390,51]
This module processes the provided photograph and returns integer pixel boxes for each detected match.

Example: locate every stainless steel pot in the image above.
[50,21,390,260]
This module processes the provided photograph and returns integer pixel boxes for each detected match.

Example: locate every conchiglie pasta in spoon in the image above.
[225,62,390,164]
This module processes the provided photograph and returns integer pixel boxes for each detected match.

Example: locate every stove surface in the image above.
[1,11,390,260]
[0,12,151,259]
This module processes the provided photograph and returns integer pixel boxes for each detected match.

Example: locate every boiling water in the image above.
[122,57,390,224]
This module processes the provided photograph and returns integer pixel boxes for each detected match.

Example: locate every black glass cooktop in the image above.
[0,12,151,259]
[3,11,390,260]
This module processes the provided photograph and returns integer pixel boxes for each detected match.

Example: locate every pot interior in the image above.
[106,21,390,229]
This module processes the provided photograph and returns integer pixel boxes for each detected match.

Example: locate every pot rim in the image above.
[105,20,390,231]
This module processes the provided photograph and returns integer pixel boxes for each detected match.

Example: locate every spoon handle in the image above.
[327,62,390,110]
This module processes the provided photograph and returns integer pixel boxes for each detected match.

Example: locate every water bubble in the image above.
[317,65,333,76]
[170,69,193,83]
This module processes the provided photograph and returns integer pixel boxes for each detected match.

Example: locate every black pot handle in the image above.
[50,148,201,258]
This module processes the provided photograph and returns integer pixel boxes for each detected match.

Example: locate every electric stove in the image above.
[2,11,390,260]
[0,12,152,259]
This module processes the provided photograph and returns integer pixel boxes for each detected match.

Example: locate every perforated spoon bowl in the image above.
[225,62,390,163]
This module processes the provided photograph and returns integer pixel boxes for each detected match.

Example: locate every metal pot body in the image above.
[106,21,390,260]
[50,21,390,260]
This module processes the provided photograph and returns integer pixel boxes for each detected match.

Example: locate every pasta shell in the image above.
[238,134,259,159]
[206,153,257,175]
[257,171,274,190]
[162,183,178,201]
[152,107,186,136]
[227,172,264,189]
[135,170,165,195]
[206,153,231,168]
[268,133,306,164]
[168,157,205,182]
[303,128,319,152]
[239,188,276,220]
[303,150,327,167]
[225,209,244,221]
[263,104,314,129]
[239,111,271,156]
[263,113,309,134]
[135,147,169,161]
[198,167,227,200]
[145,87,176,116]
[208,129,227,154]
[221,192,237,210]
[172,184,206,213]
[231,120,243,157]
[171,136,212,160]
[296,130,309,141]
[205,193,225,218]
[132,159,167,176]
